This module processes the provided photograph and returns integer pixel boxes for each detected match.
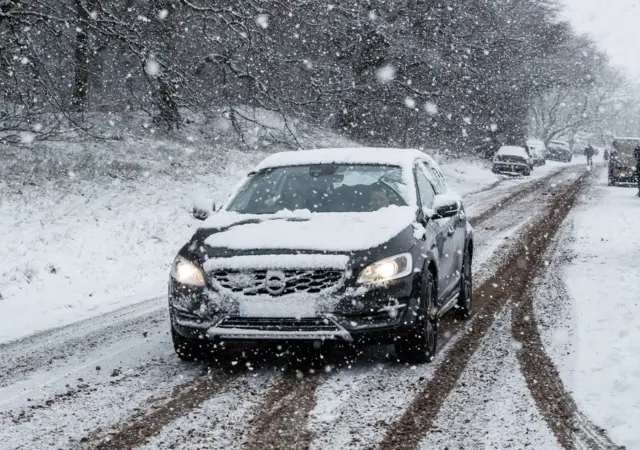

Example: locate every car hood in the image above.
[196,206,416,253]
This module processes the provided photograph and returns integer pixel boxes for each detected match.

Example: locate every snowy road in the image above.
[1,164,622,450]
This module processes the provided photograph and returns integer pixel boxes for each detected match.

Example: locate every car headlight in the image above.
[357,253,413,284]
[170,256,206,286]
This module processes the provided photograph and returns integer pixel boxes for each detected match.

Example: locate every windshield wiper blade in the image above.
[208,216,310,234]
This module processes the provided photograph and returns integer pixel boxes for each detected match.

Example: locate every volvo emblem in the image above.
[265,270,286,295]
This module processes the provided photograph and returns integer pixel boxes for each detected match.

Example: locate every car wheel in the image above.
[172,326,215,362]
[395,271,438,364]
[523,168,531,176]
[456,248,473,319]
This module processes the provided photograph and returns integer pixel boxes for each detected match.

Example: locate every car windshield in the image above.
[226,164,408,214]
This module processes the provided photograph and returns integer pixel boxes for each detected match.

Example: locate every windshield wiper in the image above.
[207,216,311,234]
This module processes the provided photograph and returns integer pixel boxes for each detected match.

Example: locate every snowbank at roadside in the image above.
[535,169,640,449]
[0,146,555,343]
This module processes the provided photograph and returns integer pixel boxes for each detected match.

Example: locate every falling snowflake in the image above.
[425,102,438,115]
[20,132,35,144]
[490,123,498,132]
[158,9,168,20]
[145,56,160,76]
[256,14,269,29]
[376,65,396,83]
[90,10,98,20]
[404,97,416,109]
[369,10,378,21]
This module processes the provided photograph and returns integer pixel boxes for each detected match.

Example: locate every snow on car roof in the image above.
[526,139,545,147]
[496,146,529,158]
[253,147,434,172]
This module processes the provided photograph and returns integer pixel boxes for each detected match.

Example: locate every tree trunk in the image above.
[71,0,91,111]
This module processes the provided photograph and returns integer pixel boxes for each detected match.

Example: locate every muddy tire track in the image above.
[469,173,557,227]
[76,370,238,450]
[378,170,592,450]
[514,171,622,450]
[244,373,322,450]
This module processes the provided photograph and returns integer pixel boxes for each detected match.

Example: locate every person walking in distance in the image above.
[635,145,640,197]
[584,143,595,167]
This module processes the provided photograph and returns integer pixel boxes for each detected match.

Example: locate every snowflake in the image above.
[376,65,396,83]
[425,102,438,115]
[255,14,269,29]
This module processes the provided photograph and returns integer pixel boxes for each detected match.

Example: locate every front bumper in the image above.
[169,275,421,345]
[493,162,528,174]
[611,169,638,184]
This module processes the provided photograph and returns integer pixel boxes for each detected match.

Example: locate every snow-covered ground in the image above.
[535,167,640,449]
[0,149,267,343]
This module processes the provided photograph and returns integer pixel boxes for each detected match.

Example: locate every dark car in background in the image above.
[547,140,573,162]
[169,148,474,364]
[492,146,532,176]
[609,138,640,186]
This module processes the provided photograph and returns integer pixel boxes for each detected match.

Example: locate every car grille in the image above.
[217,316,342,332]
[210,269,343,296]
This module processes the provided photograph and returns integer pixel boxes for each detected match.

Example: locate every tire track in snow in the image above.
[244,372,322,450]
[79,370,238,450]
[514,170,622,450]
[378,169,591,450]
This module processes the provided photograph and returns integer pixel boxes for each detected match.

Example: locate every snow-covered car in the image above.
[526,139,547,166]
[492,146,532,176]
[547,140,572,162]
[169,148,474,364]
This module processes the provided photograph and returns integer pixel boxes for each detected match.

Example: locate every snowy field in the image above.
[534,166,640,449]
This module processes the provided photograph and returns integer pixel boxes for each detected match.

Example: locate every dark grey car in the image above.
[168,148,474,364]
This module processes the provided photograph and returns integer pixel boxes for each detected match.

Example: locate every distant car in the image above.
[170,148,474,364]
[609,138,640,186]
[526,139,547,166]
[492,146,532,176]
[547,140,572,163]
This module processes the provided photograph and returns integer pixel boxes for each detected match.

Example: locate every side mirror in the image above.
[192,207,209,221]
[191,200,219,221]
[416,209,428,226]
[430,195,461,219]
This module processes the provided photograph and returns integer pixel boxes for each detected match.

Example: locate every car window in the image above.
[419,161,447,195]
[226,164,408,214]
[415,165,437,209]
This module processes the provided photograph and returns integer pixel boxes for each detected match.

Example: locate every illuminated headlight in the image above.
[170,256,206,286]
[357,253,413,284]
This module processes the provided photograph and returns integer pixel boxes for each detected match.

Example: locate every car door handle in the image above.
[447,225,455,236]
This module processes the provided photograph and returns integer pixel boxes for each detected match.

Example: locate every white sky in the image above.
[561,0,640,80]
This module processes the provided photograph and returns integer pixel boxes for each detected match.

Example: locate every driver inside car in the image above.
[370,188,391,210]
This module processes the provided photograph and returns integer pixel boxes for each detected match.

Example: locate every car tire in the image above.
[172,326,215,362]
[395,270,438,364]
[523,168,531,176]
[456,248,473,319]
